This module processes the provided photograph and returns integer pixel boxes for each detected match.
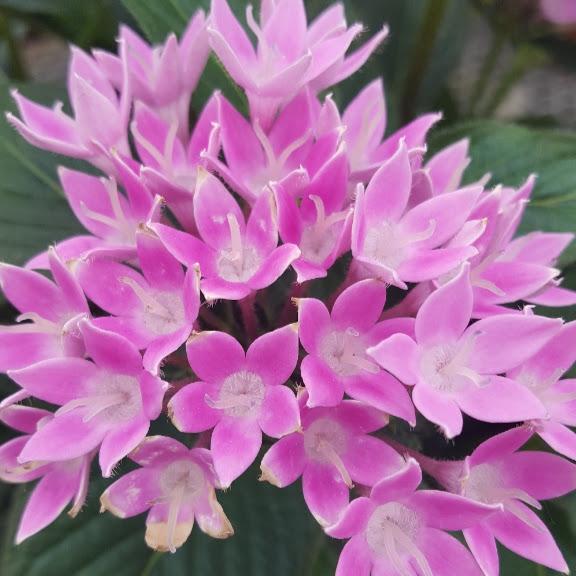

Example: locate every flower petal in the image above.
[413,384,463,439]
[100,468,159,518]
[367,333,419,386]
[297,297,331,355]
[331,279,387,332]
[260,433,306,488]
[169,381,221,433]
[258,385,300,438]
[99,417,149,477]
[301,355,345,407]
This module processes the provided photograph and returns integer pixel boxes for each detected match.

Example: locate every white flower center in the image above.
[206,370,265,418]
[216,213,261,282]
[366,503,430,576]
[320,327,379,377]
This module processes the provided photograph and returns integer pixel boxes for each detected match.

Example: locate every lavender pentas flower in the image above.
[0,0,575,573]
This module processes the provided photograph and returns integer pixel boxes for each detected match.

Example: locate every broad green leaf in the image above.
[0,462,330,576]
[429,120,576,266]
[0,76,83,265]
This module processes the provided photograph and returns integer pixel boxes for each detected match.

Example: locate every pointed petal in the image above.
[301,355,345,407]
[99,417,149,477]
[260,433,306,487]
[211,417,262,487]
[413,384,463,439]
[398,246,476,284]
[302,461,349,526]
[456,375,546,423]
[258,385,300,438]
[342,435,404,486]
[488,507,569,574]
[331,279,387,332]
[169,381,221,433]
[136,232,184,290]
[368,333,419,385]
[247,324,299,386]
[194,489,234,539]
[370,458,422,504]
[9,358,98,405]
[346,372,416,425]
[539,421,576,461]
[335,536,372,576]
[464,524,499,576]
[469,315,562,374]
[100,468,159,518]
[80,320,142,375]
[470,426,533,467]
[297,297,331,355]
[247,244,301,290]
[19,412,105,463]
[186,331,245,383]
[16,467,79,543]
[364,141,411,225]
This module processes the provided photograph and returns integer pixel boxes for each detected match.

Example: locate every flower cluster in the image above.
[1,0,576,574]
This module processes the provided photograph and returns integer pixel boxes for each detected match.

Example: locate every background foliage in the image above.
[0,0,575,574]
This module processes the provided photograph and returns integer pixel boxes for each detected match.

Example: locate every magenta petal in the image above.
[297,297,331,355]
[326,497,374,538]
[346,372,416,425]
[470,426,533,467]
[342,435,403,486]
[130,435,188,467]
[302,461,349,526]
[464,524,499,576]
[410,490,499,530]
[0,331,61,372]
[331,279,387,332]
[186,331,245,383]
[0,437,48,483]
[16,467,79,543]
[364,141,411,224]
[80,320,142,375]
[488,507,569,574]
[367,333,418,385]
[136,232,184,290]
[169,381,221,433]
[301,355,345,407]
[247,324,299,386]
[469,314,562,374]
[101,468,159,518]
[211,417,262,487]
[415,264,472,346]
[19,412,106,463]
[9,358,98,406]
[201,277,251,301]
[260,433,306,487]
[99,417,149,477]
[335,535,372,576]
[539,421,576,461]
[413,384,463,439]
[503,451,576,500]
[398,246,476,284]
[370,458,422,504]
[418,528,483,576]
[0,405,51,434]
[258,385,300,438]
[247,244,301,290]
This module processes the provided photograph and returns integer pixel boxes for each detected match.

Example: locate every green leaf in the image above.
[0,76,83,265]
[0,461,330,576]
[429,120,576,266]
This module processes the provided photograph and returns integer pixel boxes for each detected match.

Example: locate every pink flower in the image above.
[351,141,480,288]
[369,264,560,438]
[298,279,415,423]
[274,146,352,282]
[541,0,576,24]
[6,47,130,173]
[168,325,300,487]
[508,321,576,460]
[342,78,442,182]
[0,405,92,543]
[8,320,167,477]
[260,390,403,526]
[100,435,232,552]
[94,12,209,138]
[76,231,200,373]
[422,427,576,575]
[0,248,87,374]
[27,161,154,268]
[327,458,498,576]
[447,177,576,316]
[208,0,387,127]
[206,91,317,202]
[151,169,300,301]
[132,94,220,231]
